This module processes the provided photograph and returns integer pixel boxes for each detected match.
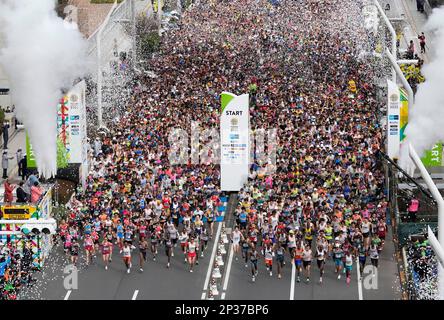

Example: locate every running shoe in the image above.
[306,278,310,283]
[337,274,341,280]
[140,268,143,272]
[167,262,170,268]
[171,252,174,257]
[278,274,282,279]
[297,276,300,283]
[190,269,193,273]
[269,271,272,276]
[196,260,199,265]
[245,264,248,268]
[153,257,156,261]
[201,252,204,257]
[252,276,255,282]
[127,268,130,274]
[105,265,108,270]
[319,277,323,284]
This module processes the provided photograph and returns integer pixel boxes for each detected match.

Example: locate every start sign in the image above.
[1,205,36,220]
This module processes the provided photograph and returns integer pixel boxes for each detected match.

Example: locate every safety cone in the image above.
[216,250,224,266]
[212,262,222,278]
[219,242,226,255]
[210,278,219,296]
[221,231,229,244]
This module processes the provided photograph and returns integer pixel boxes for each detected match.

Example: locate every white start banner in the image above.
[387,79,400,160]
[65,80,87,164]
[220,92,250,191]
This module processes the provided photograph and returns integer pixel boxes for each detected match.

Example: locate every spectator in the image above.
[2,121,9,150]
[417,0,425,13]
[19,154,27,181]
[16,182,27,203]
[3,179,14,203]
[407,40,415,59]
[408,198,419,222]
[30,181,43,204]
[2,151,13,179]
[418,32,426,54]
[16,149,23,178]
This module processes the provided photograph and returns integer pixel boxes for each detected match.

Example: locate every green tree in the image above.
[140,31,161,57]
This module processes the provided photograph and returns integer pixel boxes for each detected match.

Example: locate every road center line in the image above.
[64,290,72,300]
[356,258,363,300]
[290,261,295,300]
[222,245,234,292]
[202,221,223,299]
[132,290,139,300]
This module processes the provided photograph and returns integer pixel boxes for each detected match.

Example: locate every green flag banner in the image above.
[421,143,443,167]
[25,132,37,168]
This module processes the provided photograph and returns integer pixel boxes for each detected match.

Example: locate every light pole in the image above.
[96,0,118,130]
[131,0,137,67]
[409,143,444,300]
[373,0,397,83]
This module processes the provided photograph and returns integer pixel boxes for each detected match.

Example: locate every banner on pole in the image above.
[387,80,401,160]
[421,143,443,167]
[25,132,37,168]
[220,92,250,191]
[57,80,87,164]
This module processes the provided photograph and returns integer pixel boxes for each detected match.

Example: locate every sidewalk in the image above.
[0,128,26,202]
[389,0,432,63]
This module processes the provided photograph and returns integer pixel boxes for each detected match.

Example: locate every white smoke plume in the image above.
[401,7,444,171]
[0,0,88,178]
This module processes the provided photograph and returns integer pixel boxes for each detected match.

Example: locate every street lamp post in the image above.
[373,0,397,83]
[96,1,119,129]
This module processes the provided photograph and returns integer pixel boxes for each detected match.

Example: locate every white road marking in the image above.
[222,245,234,291]
[221,292,226,300]
[356,258,363,300]
[290,261,295,300]
[202,221,223,299]
[132,290,139,300]
[64,290,72,300]
[201,292,206,300]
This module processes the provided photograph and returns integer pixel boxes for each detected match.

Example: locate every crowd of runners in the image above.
[49,0,392,289]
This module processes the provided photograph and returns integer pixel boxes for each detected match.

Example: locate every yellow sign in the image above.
[1,205,36,220]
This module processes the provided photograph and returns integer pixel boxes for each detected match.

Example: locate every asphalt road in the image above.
[223,229,401,300]
[19,236,217,300]
[19,225,400,300]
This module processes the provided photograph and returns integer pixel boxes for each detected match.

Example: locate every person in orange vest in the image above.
[408,198,419,222]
